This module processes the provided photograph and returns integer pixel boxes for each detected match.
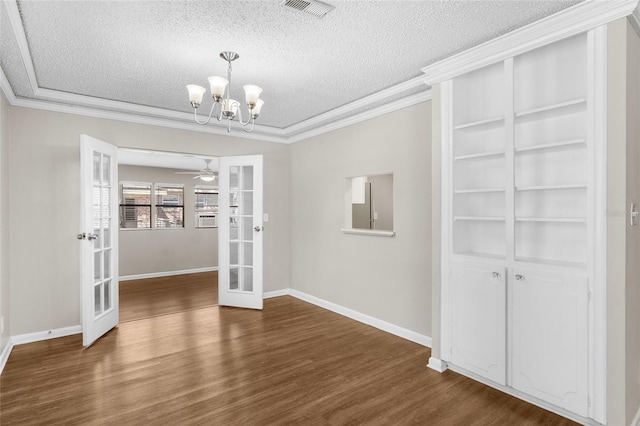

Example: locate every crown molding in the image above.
[422,0,639,84]
[287,90,432,144]
[5,0,38,94]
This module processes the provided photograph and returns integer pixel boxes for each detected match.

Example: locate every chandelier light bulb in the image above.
[186,85,206,108]
[207,76,229,101]
[243,85,263,108]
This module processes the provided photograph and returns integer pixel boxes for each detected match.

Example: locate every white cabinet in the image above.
[511,268,589,416]
[450,263,506,385]
[441,31,601,420]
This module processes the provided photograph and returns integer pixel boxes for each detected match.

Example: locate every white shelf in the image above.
[454,216,505,222]
[454,188,505,194]
[515,217,586,223]
[453,116,504,133]
[515,184,587,192]
[454,150,505,162]
[515,139,586,155]
[515,98,587,123]
[454,251,505,260]
[515,256,586,269]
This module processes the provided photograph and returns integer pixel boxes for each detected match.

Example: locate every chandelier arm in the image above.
[241,117,255,133]
[215,107,224,122]
[227,118,231,133]
[235,104,253,127]
[193,102,219,125]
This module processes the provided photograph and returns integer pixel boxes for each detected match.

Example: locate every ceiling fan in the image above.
[175,159,217,182]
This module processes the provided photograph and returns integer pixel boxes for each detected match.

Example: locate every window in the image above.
[119,183,151,229]
[155,184,184,228]
[195,185,218,228]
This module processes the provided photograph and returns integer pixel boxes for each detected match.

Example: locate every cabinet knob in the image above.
[492,272,501,278]
[515,274,524,281]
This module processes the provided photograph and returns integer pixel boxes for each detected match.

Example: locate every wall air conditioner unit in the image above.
[196,213,217,228]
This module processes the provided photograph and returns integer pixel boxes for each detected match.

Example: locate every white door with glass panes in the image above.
[218,155,263,309]
[80,134,119,346]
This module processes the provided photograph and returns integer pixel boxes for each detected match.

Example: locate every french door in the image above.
[218,155,264,309]
[80,134,119,346]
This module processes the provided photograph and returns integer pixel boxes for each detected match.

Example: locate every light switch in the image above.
[263,213,269,222]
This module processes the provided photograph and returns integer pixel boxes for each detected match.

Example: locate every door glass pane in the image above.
[103,218,111,249]
[230,217,239,240]
[229,192,239,208]
[93,152,101,183]
[94,284,102,316]
[229,166,240,190]
[230,242,238,265]
[93,187,101,218]
[242,242,253,265]
[104,249,111,279]
[230,267,239,290]
[102,155,111,185]
[242,267,253,292]
[93,226,101,249]
[242,166,254,190]
[94,251,101,282]
[241,218,253,241]
[241,191,253,215]
[102,187,110,219]
[104,280,111,311]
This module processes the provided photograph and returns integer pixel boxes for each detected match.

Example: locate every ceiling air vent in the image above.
[280,0,335,18]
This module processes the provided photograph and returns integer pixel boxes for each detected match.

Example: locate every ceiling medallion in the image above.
[186,51,264,133]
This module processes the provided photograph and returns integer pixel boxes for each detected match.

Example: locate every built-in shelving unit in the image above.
[443,32,594,419]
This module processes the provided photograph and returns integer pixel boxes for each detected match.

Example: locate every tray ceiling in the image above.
[1,0,583,141]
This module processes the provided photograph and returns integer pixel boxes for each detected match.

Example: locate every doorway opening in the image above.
[117,148,220,322]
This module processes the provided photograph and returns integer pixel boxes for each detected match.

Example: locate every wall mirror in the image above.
[343,173,394,236]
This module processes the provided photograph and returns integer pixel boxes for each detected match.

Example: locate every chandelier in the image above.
[186,51,264,133]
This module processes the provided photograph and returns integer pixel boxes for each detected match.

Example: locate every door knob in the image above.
[492,272,501,278]
[254,226,263,232]
[77,233,86,240]
[87,233,99,241]
[515,274,524,281]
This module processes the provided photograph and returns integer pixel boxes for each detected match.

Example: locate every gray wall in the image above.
[0,92,10,352]
[625,18,640,426]
[8,107,290,336]
[289,101,432,337]
[118,165,218,277]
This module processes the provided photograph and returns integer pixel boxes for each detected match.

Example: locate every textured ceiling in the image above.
[1,0,582,135]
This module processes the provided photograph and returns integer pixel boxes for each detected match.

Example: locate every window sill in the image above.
[341,228,395,237]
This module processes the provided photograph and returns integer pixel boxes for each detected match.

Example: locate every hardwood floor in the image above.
[1,296,577,425]
[119,271,218,322]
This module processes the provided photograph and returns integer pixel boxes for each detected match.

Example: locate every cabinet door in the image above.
[511,269,588,416]
[450,262,506,385]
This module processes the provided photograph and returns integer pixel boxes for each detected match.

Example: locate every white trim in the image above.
[4,0,38,94]
[631,404,640,426]
[0,68,17,104]
[0,339,14,375]
[340,228,395,237]
[421,0,638,84]
[11,325,82,346]
[447,363,600,426]
[288,289,431,347]
[263,289,290,299]
[427,357,448,373]
[119,266,218,282]
[286,91,431,143]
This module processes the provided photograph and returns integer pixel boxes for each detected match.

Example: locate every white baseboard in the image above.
[288,289,431,347]
[11,325,82,346]
[0,339,14,375]
[632,403,640,426]
[427,357,448,372]
[263,289,290,299]
[120,266,218,282]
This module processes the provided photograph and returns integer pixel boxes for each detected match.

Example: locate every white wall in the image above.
[8,107,290,336]
[118,165,217,277]
[289,101,432,337]
[0,91,10,352]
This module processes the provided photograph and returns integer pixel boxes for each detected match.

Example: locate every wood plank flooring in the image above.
[119,271,218,322]
[1,295,577,425]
